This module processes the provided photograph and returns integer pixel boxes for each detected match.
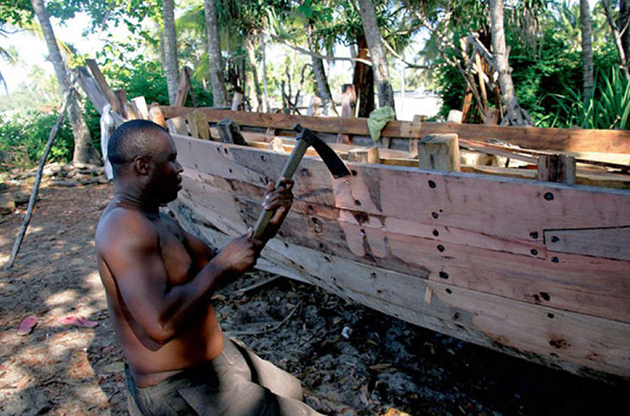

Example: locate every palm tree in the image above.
[31,0,99,165]
[162,0,180,105]
[489,0,531,126]
[580,0,594,105]
[204,0,229,107]
[357,0,396,113]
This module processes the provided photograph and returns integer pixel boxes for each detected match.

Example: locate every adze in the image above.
[252,124,351,240]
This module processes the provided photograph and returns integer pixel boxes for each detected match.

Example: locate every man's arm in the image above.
[98,209,259,346]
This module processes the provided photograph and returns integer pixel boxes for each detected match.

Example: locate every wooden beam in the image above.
[166,116,188,136]
[544,227,630,261]
[184,110,210,140]
[174,66,192,107]
[417,134,461,171]
[86,59,122,114]
[347,147,379,164]
[538,154,577,185]
[160,107,630,154]
[149,104,167,128]
[114,89,128,119]
[131,96,149,119]
[76,67,108,114]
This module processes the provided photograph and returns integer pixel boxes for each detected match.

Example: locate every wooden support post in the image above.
[485,108,500,125]
[184,110,210,140]
[537,154,576,185]
[76,67,109,114]
[347,147,380,164]
[174,66,192,107]
[5,90,72,270]
[114,90,129,119]
[337,84,356,144]
[417,134,461,171]
[217,118,248,146]
[131,97,149,119]
[410,115,424,157]
[86,59,122,115]
[267,137,285,153]
[166,116,189,136]
[149,103,167,128]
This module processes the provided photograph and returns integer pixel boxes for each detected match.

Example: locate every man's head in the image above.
[108,120,183,204]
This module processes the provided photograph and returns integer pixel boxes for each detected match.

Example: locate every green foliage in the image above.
[431,1,622,127]
[0,111,74,170]
[549,67,630,130]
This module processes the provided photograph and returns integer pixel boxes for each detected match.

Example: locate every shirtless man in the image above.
[95,120,322,415]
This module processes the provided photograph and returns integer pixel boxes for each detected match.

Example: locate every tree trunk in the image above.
[31,0,100,166]
[162,0,179,105]
[307,24,338,116]
[261,33,270,112]
[621,0,630,64]
[203,0,228,107]
[580,0,594,105]
[357,0,396,115]
[489,0,531,126]
[353,34,375,118]
[246,36,263,112]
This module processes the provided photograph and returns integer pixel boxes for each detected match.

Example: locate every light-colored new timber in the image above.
[170,187,630,380]
[169,133,630,380]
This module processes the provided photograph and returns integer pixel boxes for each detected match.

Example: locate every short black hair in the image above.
[108,120,168,177]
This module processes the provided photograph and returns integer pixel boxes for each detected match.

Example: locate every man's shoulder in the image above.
[96,205,158,252]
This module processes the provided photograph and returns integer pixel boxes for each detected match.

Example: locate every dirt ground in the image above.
[0,181,629,416]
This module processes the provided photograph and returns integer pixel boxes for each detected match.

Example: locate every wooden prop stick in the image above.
[4,90,72,270]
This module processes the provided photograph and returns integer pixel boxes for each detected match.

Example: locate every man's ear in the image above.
[132,156,152,175]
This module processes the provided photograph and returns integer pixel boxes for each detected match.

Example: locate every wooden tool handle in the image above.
[252,139,310,241]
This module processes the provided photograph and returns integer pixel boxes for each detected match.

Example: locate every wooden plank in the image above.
[538,154,577,185]
[171,137,630,324]
[131,96,149,119]
[171,190,630,379]
[462,165,630,190]
[160,107,630,154]
[544,227,630,261]
[182,110,209,140]
[174,66,192,107]
[114,90,128,119]
[86,59,122,115]
[149,104,167,128]
[166,116,189,136]
[178,172,630,324]
[173,134,630,245]
[217,118,248,145]
[417,134,461,171]
[76,66,109,114]
[347,147,379,164]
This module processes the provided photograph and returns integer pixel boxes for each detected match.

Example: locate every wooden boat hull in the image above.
[169,133,630,380]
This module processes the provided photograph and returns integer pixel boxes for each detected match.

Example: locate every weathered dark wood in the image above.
[160,107,630,154]
[174,66,192,107]
[538,154,577,185]
[217,119,247,145]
